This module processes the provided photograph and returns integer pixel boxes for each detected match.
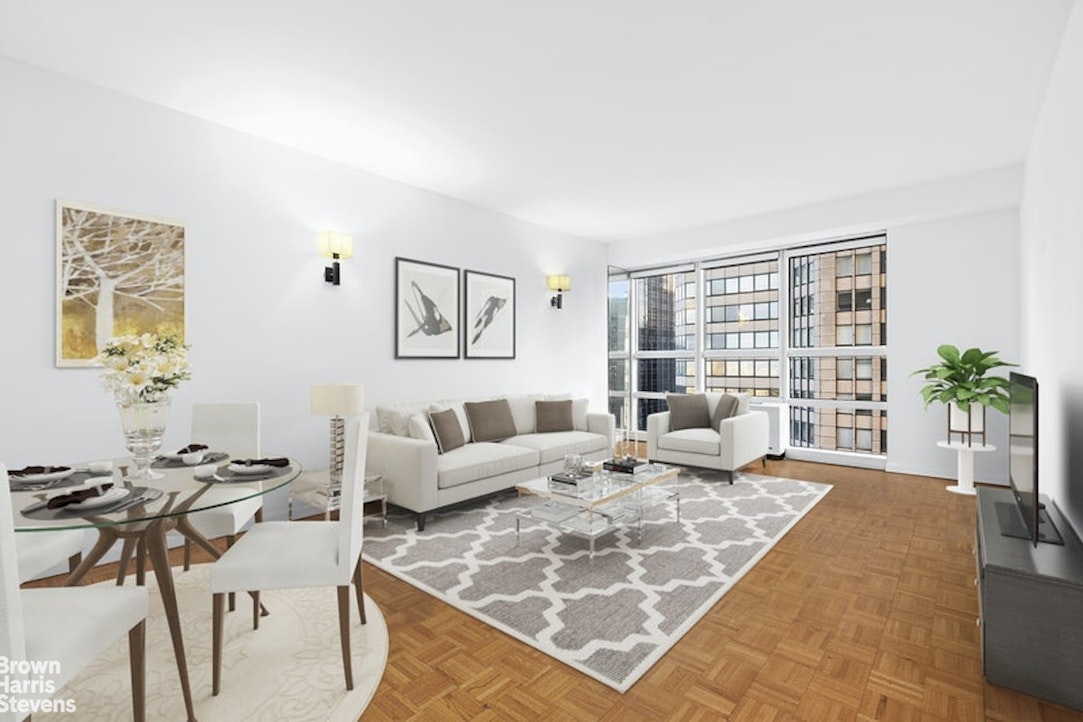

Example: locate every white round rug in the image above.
[35,563,388,721]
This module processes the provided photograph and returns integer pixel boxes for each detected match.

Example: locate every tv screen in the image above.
[1009,372,1039,544]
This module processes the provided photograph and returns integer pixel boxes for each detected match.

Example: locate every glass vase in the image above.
[117,398,171,480]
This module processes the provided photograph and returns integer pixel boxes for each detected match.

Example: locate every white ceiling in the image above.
[0,1,1074,242]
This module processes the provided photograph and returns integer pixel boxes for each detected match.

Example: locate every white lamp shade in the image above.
[546,274,571,292]
[310,383,364,416]
[317,231,354,259]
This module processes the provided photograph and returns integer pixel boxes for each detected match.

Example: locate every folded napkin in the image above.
[231,457,290,468]
[10,465,68,477]
[46,483,114,509]
[178,444,209,454]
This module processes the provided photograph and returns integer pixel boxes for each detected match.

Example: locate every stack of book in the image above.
[548,469,592,495]
[603,458,648,474]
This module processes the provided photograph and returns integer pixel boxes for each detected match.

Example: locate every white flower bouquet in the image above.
[95,333,191,403]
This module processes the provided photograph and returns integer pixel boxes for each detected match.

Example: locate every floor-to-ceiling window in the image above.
[787,240,888,458]
[608,270,631,437]
[703,257,781,398]
[632,267,696,431]
[607,235,887,467]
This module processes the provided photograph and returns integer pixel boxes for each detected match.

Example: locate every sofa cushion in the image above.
[658,427,721,456]
[544,394,589,430]
[535,399,574,433]
[667,393,711,430]
[436,442,539,489]
[429,408,466,454]
[407,413,436,444]
[503,431,607,465]
[505,393,543,435]
[376,402,431,436]
[464,399,517,442]
[710,393,739,429]
[428,401,471,441]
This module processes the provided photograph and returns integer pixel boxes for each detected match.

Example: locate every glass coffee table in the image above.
[515,462,680,558]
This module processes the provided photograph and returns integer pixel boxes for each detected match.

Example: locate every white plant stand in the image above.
[937,440,996,495]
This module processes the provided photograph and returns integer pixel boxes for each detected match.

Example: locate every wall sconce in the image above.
[318,231,353,286]
[310,383,364,483]
[547,274,571,309]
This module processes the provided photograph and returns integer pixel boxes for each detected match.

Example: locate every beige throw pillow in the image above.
[710,393,740,429]
[429,408,466,453]
[535,399,574,433]
[464,399,517,443]
[667,393,711,430]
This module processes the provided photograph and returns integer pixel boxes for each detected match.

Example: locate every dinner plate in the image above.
[58,487,130,510]
[227,463,272,475]
[10,466,74,484]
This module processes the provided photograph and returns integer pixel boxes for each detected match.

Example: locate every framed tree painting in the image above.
[56,200,186,367]
[395,257,460,358]
[464,269,515,359]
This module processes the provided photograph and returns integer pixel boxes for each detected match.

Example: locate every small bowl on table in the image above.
[181,450,206,466]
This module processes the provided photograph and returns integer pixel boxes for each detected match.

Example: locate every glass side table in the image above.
[288,469,387,525]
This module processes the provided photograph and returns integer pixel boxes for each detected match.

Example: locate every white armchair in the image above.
[647,393,769,482]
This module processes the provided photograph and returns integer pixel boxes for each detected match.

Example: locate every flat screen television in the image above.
[1002,371,1063,545]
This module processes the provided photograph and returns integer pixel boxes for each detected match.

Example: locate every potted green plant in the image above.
[913,344,1016,444]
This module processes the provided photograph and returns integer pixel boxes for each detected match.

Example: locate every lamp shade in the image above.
[310,383,364,416]
[317,231,354,259]
[546,274,571,292]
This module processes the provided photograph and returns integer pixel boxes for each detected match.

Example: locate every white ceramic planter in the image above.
[949,402,984,433]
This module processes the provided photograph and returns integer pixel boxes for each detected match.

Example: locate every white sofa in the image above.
[367,394,615,530]
[646,392,769,482]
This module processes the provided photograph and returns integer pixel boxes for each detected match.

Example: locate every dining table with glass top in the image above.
[9,455,302,722]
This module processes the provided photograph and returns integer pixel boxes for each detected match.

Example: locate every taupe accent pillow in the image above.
[667,393,711,430]
[535,399,574,433]
[710,393,740,429]
[464,399,517,443]
[429,408,465,453]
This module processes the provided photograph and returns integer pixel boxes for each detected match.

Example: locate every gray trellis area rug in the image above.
[363,470,831,692]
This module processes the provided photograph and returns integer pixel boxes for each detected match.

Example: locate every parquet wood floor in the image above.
[25,459,1083,720]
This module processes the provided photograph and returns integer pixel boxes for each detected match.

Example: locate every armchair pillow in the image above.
[464,399,517,442]
[710,393,740,429]
[667,393,711,430]
[429,408,466,453]
[535,399,574,433]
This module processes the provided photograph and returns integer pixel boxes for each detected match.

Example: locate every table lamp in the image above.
[310,383,364,483]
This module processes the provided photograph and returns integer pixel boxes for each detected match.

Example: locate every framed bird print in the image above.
[395,257,461,359]
[464,269,515,359]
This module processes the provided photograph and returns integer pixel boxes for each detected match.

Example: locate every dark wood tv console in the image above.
[975,486,1083,711]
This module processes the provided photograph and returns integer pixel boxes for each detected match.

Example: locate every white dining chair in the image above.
[182,402,263,573]
[209,413,369,695]
[1,466,148,722]
[15,528,85,583]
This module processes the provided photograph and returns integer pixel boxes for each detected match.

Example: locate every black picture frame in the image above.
[463,269,516,359]
[395,257,460,359]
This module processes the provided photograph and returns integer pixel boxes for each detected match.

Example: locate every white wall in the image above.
[1020,1,1083,535]
[0,58,609,520]
[608,175,1022,484]
[888,210,1020,483]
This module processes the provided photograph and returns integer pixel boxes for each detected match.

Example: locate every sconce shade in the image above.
[317,231,354,259]
[546,274,571,292]
[309,383,364,416]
